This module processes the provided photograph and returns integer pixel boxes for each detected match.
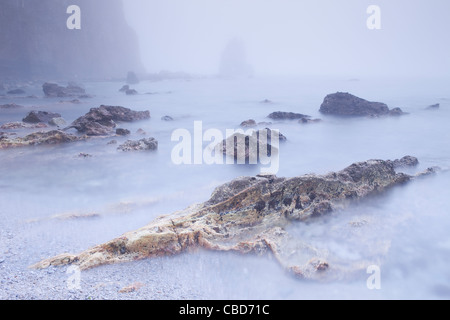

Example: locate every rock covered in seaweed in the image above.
[30,157,436,281]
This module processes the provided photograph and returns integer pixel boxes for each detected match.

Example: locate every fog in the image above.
[124,0,450,77]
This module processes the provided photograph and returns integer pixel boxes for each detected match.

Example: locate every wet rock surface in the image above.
[0,130,85,149]
[220,128,286,162]
[117,138,158,152]
[67,105,150,136]
[320,92,405,117]
[31,157,434,281]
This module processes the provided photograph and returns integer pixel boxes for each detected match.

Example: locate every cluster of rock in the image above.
[43,83,88,98]
[31,156,437,281]
[220,128,286,163]
[66,105,150,136]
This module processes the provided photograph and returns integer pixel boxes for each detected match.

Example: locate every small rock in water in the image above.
[78,153,92,158]
[299,118,322,124]
[389,107,408,116]
[426,103,440,110]
[107,140,118,145]
[126,89,138,95]
[117,138,158,152]
[23,111,62,124]
[268,112,310,120]
[7,88,26,95]
[116,128,131,136]
[136,128,147,135]
[260,99,273,104]
[240,119,257,128]
[161,116,174,121]
[49,117,67,127]
[43,82,86,98]
[119,85,130,92]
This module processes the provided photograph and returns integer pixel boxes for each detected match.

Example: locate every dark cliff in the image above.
[0,0,143,80]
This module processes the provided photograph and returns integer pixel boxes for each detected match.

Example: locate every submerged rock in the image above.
[161,116,174,121]
[299,118,322,124]
[268,112,310,120]
[0,130,84,149]
[426,104,440,110]
[0,103,24,109]
[125,89,138,96]
[119,85,130,92]
[23,111,62,124]
[7,88,26,95]
[43,83,86,98]
[31,157,437,281]
[67,105,150,136]
[117,138,158,152]
[320,92,405,117]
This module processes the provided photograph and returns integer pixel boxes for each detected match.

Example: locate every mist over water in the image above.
[1,75,449,299]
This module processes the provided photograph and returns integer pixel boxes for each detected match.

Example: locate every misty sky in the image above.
[124,0,450,77]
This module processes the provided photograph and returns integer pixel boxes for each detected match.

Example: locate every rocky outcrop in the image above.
[23,111,62,124]
[117,138,158,152]
[268,112,310,120]
[43,83,85,98]
[220,128,286,163]
[0,0,143,79]
[320,92,405,117]
[0,130,85,149]
[30,157,437,281]
[66,105,150,136]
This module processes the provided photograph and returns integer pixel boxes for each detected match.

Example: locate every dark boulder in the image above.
[23,111,62,124]
[320,92,391,117]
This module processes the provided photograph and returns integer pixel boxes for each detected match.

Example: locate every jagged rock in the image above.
[0,103,23,109]
[116,128,131,136]
[119,85,130,92]
[320,92,399,117]
[389,156,419,168]
[240,119,257,128]
[426,104,440,110]
[23,111,62,124]
[161,116,174,121]
[0,130,84,149]
[7,88,26,95]
[30,157,438,281]
[220,128,286,163]
[67,105,150,136]
[268,112,310,120]
[125,89,138,96]
[117,138,158,152]
[43,83,86,98]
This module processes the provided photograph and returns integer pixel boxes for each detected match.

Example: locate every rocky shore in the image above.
[31,157,438,281]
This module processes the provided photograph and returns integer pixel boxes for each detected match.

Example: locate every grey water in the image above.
[1,75,450,299]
